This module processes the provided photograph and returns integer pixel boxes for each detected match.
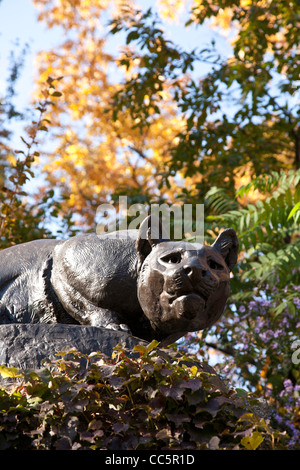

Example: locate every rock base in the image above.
[0,323,228,394]
[0,323,147,370]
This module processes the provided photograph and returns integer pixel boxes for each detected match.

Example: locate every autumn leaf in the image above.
[241,431,264,450]
[0,365,23,379]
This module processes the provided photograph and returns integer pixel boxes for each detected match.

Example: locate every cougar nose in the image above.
[183,263,206,280]
[183,266,193,277]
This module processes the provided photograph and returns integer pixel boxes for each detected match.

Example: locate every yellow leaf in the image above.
[146,340,159,353]
[0,365,23,379]
[156,0,186,23]
[133,344,147,355]
[241,431,264,450]
[190,366,198,377]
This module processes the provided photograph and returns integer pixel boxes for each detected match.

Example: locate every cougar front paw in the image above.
[119,323,132,334]
[107,322,132,334]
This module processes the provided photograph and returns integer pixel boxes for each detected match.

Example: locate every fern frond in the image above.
[236,169,300,199]
[205,186,239,215]
[244,241,300,286]
[209,170,300,252]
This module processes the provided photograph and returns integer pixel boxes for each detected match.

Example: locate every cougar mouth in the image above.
[168,288,209,306]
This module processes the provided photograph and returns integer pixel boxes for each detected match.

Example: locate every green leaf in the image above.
[126,30,139,44]
[51,91,62,97]
[287,201,300,220]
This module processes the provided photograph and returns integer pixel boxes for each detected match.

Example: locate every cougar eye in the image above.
[161,252,182,264]
[208,259,224,270]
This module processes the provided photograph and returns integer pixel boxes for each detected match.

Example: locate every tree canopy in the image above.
[0,0,299,450]
[31,0,300,226]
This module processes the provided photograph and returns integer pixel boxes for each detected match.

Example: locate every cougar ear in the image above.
[136,215,170,272]
[212,228,239,272]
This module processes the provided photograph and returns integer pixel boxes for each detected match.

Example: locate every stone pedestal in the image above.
[0,323,147,370]
[0,323,228,394]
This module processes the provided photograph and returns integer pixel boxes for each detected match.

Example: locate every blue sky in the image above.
[0,0,63,150]
[0,0,61,106]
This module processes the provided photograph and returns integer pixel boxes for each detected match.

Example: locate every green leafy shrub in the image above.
[181,169,300,448]
[0,343,289,450]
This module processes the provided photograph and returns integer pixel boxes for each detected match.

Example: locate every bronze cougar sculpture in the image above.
[0,216,238,345]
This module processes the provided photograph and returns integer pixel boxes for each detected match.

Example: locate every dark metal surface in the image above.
[0,216,238,345]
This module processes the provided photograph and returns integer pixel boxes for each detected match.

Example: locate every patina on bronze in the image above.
[0,216,238,345]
